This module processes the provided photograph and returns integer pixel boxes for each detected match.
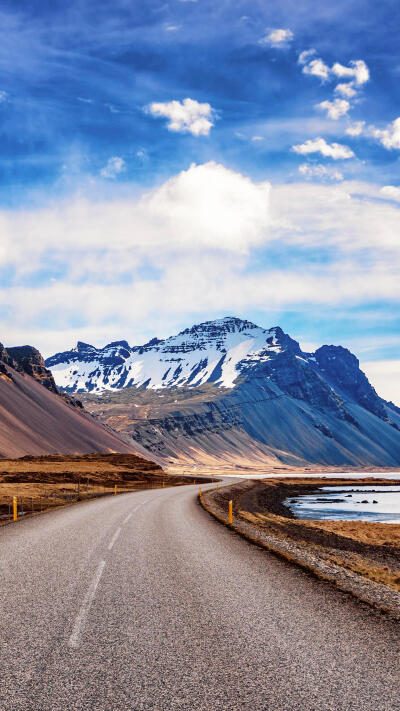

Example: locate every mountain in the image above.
[45,317,400,469]
[0,342,140,458]
[46,317,302,392]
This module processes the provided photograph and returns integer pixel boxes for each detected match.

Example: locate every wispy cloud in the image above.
[100,156,126,179]
[381,185,400,201]
[1,163,400,356]
[299,163,343,181]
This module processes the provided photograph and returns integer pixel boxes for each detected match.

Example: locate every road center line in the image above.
[68,560,106,649]
[121,498,150,526]
[108,527,122,550]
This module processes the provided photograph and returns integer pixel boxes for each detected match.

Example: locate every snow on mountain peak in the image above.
[46,317,301,393]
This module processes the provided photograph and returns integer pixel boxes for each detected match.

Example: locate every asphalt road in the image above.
[1,483,400,711]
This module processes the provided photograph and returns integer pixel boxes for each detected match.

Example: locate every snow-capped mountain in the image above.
[46,316,400,468]
[45,317,300,393]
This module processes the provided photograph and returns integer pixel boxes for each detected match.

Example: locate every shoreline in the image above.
[201,479,400,618]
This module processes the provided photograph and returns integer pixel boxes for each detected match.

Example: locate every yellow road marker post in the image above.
[114,485,117,496]
[13,495,18,522]
[199,487,202,498]
[162,481,165,488]
[216,483,219,490]
[228,500,233,525]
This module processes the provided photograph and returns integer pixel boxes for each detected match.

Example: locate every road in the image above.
[1,483,400,711]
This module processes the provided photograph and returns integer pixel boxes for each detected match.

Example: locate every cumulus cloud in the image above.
[332,60,370,85]
[298,163,343,181]
[346,121,365,136]
[335,83,357,98]
[298,49,316,65]
[259,28,293,47]
[300,55,369,90]
[292,137,354,159]
[317,98,350,120]
[381,185,400,201]
[2,164,400,356]
[100,156,126,179]
[371,117,400,149]
[302,58,330,80]
[147,98,214,136]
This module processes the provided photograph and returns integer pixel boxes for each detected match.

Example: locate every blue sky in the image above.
[1,0,400,400]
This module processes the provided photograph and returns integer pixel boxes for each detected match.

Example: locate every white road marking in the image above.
[68,560,106,649]
[122,499,150,525]
[108,526,122,550]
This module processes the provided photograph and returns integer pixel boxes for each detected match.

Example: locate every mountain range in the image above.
[45,317,400,469]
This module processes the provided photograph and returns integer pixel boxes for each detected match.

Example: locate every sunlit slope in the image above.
[81,377,400,468]
[0,366,137,458]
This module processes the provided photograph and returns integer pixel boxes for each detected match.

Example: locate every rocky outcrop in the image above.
[1,343,83,408]
[314,345,388,421]
[7,345,59,394]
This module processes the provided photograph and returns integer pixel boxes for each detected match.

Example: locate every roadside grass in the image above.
[0,453,208,525]
[240,511,400,592]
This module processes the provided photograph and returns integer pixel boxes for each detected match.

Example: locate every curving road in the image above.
[1,483,400,711]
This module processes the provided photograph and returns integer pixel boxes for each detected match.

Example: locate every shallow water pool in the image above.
[285,486,400,523]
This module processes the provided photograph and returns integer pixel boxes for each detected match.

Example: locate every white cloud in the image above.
[147,98,214,136]
[251,136,264,142]
[335,82,357,98]
[298,49,316,65]
[2,165,400,356]
[165,25,181,32]
[371,117,400,149]
[381,185,400,201]
[299,163,343,181]
[100,156,126,179]
[346,121,365,136]
[301,56,369,89]
[0,90,8,102]
[317,98,350,120]
[259,28,293,47]
[362,360,400,405]
[292,137,354,159]
[302,58,330,80]
[331,60,370,85]
[0,163,271,267]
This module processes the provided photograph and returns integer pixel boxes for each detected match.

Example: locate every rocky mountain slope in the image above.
[46,318,400,468]
[46,318,293,392]
[0,343,140,458]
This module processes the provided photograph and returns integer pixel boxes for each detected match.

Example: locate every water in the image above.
[285,486,400,523]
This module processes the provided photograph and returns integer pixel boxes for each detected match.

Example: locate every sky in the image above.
[1,0,400,402]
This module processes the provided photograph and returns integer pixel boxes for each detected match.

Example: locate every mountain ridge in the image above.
[45,316,400,468]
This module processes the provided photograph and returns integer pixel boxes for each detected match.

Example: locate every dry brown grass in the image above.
[0,453,209,525]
